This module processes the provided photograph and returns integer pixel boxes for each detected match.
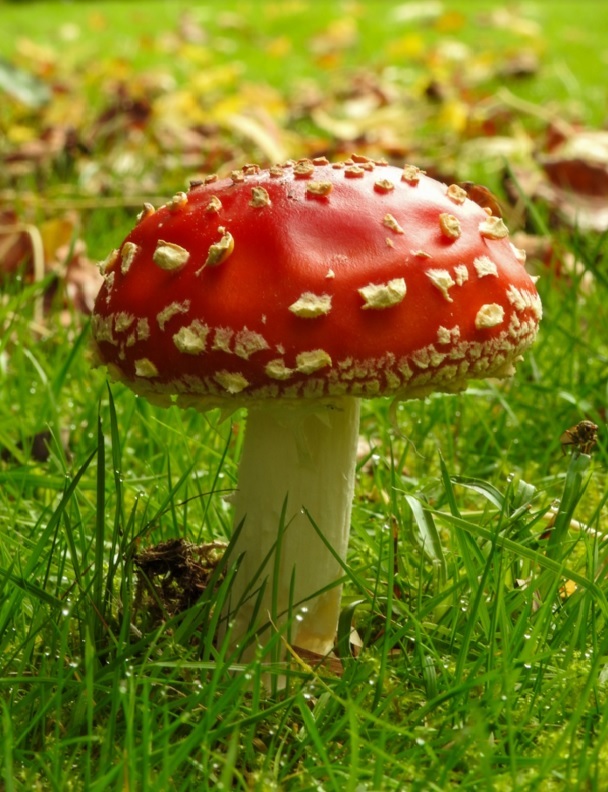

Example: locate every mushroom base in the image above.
[222,396,360,659]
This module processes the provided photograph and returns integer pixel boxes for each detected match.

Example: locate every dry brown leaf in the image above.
[536,183,608,232]
[0,208,102,318]
[542,157,608,198]
[531,129,608,231]
[58,240,104,318]
[0,210,34,275]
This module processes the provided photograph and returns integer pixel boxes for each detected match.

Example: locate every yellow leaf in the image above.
[39,217,76,264]
[560,580,577,599]
[438,99,468,135]
[388,33,426,60]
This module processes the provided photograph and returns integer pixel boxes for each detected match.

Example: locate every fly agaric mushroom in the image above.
[91,156,542,658]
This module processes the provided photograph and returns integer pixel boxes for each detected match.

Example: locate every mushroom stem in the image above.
[224,395,360,658]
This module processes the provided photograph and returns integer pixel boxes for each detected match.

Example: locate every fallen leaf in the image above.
[0,210,34,275]
[560,580,577,599]
[536,183,608,232]
[0,208,101,319]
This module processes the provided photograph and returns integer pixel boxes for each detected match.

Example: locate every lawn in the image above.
[1,1,608,790]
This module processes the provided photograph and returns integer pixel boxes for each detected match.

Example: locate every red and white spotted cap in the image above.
[91,156,541,409]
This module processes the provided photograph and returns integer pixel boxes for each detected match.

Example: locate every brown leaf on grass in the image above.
[535,183,608,233]
[53,238,104,319]
[542,155,608,198]
[532,130,608,231]
[0,208,102,317]
[0,210,34,275]
[38,214,103,318]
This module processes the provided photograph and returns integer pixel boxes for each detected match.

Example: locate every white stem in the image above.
[224,396,360,657]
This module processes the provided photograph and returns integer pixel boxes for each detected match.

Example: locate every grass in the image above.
[1,1,608,789]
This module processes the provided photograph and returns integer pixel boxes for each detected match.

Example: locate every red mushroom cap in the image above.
[91,157,541,409]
